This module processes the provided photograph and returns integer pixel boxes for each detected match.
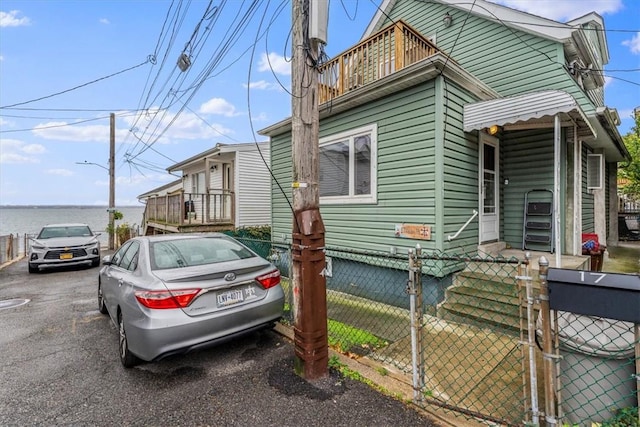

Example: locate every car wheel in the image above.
[98,283,108,315]
[28,263,38,274]
[118,311,139,368]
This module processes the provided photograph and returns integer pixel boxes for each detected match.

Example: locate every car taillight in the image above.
[256,269,281,289]
[134,289,201,309]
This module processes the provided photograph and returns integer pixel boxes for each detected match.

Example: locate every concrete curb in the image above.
[0,255,25,271]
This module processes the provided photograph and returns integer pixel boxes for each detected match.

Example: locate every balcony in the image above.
[318,20,441,104]
[142,190,235,234]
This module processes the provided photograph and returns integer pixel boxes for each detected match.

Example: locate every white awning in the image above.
[464,90,596,139]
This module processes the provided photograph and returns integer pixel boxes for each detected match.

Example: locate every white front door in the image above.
[479,133,499,242]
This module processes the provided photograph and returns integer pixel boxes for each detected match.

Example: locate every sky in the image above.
[0,0,638,207]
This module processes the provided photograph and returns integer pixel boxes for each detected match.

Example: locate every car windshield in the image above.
[38,226,93,239]
[150,237,255,270]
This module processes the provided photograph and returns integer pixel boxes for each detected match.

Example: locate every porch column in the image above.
[593,148,607,244]
[565,125,582,256]
[554,115,562,267]
[608,162,619,244]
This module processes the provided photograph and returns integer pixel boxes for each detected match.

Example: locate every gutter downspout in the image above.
[573,124,581,256]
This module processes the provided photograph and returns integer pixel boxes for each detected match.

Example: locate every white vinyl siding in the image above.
[236,148,271,227]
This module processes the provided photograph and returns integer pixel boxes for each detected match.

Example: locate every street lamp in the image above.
[76,158,116,250]
[75,160,108,171]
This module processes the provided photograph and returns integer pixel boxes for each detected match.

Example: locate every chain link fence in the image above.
[233,237,639,427]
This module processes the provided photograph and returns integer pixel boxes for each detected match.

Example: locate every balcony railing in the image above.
[318,20,441,104]
[143,190,234,228]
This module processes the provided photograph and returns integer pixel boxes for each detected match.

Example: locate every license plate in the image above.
[217,289,244,306]
[60,253,73,260]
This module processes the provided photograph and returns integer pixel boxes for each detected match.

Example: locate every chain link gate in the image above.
[236,237,639,426]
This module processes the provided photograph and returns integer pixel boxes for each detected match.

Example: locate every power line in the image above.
[0,115,110,134]
[0,58,152,109]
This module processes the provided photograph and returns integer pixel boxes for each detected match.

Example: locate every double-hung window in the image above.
[319,124,377,204]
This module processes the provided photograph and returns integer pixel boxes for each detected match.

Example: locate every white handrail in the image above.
[447,209,478,241]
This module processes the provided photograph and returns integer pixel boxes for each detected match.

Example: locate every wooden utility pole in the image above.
[108,113,115,250]
[291,0,328,379]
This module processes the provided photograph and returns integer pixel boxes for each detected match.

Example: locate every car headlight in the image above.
[31,245,45,250]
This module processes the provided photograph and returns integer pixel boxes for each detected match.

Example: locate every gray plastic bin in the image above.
[553,313,636,425]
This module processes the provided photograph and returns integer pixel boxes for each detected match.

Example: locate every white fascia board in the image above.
[365,0,574,42]
[567,12,609,65]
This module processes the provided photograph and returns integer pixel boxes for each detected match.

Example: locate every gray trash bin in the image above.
[552,312,636,425]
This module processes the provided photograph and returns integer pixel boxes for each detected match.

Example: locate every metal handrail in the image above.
[447,209,478,241]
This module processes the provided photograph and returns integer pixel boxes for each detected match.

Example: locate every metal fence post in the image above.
[518,253,539,426]
[538,256,558,426]
[408,244,424,402]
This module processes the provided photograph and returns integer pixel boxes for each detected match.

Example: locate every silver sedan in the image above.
[98,233,284,367]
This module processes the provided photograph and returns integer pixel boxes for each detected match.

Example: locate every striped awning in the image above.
[464,90,596,139]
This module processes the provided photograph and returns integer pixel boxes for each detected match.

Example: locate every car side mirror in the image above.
[102,255,112,265]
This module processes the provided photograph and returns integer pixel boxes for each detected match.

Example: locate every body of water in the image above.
[0,205,146,248]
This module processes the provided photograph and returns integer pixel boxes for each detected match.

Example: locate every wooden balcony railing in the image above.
[318,20,441,104]
[143,190,234,227]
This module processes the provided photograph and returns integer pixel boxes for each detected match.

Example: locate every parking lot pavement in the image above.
[0,258,445,427]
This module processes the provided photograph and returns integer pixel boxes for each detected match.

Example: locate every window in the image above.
[191,172,205,195]
[118,241,139,271]
[319,124,377,204]
[587,153,603,190]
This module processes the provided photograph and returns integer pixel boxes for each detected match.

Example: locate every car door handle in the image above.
[118,279,123,287]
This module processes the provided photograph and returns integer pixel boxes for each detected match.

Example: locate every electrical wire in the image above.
[0,58,152,109]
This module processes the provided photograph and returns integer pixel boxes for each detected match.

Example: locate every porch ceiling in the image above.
[463,89,596,140]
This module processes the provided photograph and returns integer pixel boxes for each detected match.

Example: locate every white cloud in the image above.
[243,80,282,91]
[490,0,623,21]
[250,112,269,122]
[99,18,110,25]
[32,121,119,142]
[0,138,44,163]
[22,143,46,154]
[199,98,240,117]
[258,52,291,76]
[0,10,31,27]
[123,108,235,141]
[622,32,640,54]
[0,54,4,61]
[46,169,74,176]
[604,76,613,88]
[0,117,13,126]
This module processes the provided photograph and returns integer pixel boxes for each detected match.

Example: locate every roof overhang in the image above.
[137,178,183,200]
[590,107,630,162]
[463,90,597,140]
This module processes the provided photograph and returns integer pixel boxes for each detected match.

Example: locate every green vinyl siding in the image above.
[271,82,439,253]
[501,130,556,249]
[441,79,481,253]
[378,0,596,116]
[582,144,595,232]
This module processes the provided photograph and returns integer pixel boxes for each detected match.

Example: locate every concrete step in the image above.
[438,302,521,332]
[443,286,521,317]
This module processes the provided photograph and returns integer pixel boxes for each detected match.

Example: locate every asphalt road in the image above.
[0,259,440,427]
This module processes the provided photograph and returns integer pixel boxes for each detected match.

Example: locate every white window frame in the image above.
[587,153,603,190]
[319,123,377,205]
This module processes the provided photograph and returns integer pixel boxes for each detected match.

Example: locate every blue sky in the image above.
[0,0,638,206]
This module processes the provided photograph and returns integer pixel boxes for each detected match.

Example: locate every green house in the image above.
[259,0,629,268]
